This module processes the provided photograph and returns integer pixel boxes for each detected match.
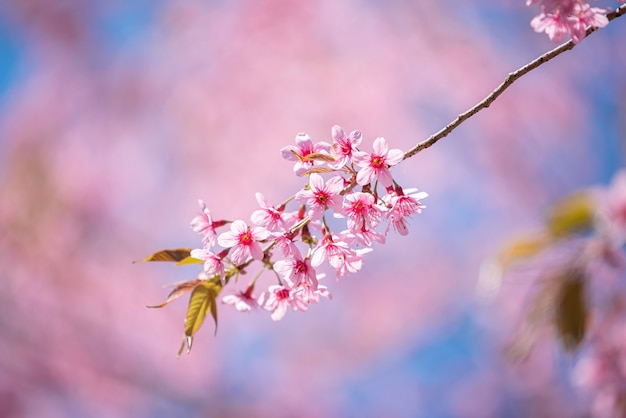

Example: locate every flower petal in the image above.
[372,137,388,156]
[385,149,404,166]
[356,166,375,185]
[308,173,324,191]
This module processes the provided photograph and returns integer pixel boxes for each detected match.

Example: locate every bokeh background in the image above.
[0,1,624,417]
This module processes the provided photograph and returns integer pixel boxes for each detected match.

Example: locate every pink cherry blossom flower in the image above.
[341,228,386,247]
[573,3,609,38]
[294,280,332,304]
[338,192,382,233]
[597,170,626,247]
[190,199,217,247]
[310,234,357,269]
[383,188,428,236]
[529,0,608,43]
[333,248,372,277]
[280,133,331,176]
[294,173,344,220]
[388,188,428,216]
[190,248,226,283]
[573,308,626,418]
[222,285,258,312]
[273,253,318,290]
[531,11,574,42]
[329,125,362,169]
[273,232,302,258]
[259,284,308,321]
[217,220,270,265]
[352,137,404,188]
[250,192,287,232]
[527,0,574,9]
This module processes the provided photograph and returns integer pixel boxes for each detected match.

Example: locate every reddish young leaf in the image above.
[146,279,203,308]
[301,167,336,176]
[289,149,305,162]
[301,152,336,162]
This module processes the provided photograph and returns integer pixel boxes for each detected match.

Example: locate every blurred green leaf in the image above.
[497,234,551,269]
[146,279,203,309]
[138,248,192,262]
[506,266,589,361]
[546,192,595,238]
[555,268,588,353]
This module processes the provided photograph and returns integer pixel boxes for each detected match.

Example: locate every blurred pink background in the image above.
[0,1,625,417]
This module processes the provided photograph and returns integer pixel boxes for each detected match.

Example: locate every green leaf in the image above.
[146,279,203,308]
[137,248,192,263]
[175,256,204,266]
[497,234,551,269]
[180,281,221,354]
[178,336,192,357]
[546,192,595,238]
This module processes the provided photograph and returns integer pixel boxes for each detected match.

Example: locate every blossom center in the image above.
[294,260,307,275]
[371,156,385,168]
[240,229,253,245]
[316,192,329,204]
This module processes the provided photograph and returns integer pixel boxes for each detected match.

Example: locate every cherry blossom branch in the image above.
[403,3,626,160]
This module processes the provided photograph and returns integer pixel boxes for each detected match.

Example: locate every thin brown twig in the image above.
[403,4,626,160]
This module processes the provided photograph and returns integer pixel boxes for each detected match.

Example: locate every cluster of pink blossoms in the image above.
[572,170,626,417]
[189,125,427,321]
[500,169,626,417]
[526,0,621,43]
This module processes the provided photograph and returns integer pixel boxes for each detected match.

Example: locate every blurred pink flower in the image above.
[597,170,626,246]
[531,12,577,42]
[529,0,608,43]
[574,308,626,418]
